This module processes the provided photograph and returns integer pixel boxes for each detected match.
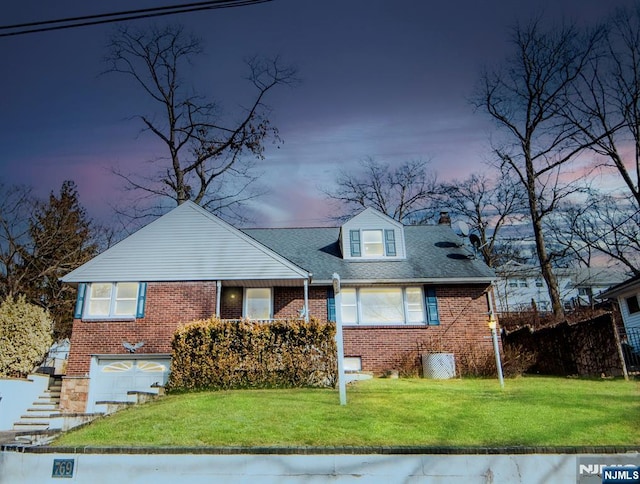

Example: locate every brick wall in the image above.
[62,282,494,411]
[226,284,494,374]
[220,286,328,320]
[66,281,218,377]
[343,285,495,373]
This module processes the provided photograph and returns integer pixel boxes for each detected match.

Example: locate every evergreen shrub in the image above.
[167,317,337,391]
[0,295,53,377]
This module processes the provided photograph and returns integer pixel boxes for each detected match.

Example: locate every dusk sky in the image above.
[1,0,631,228]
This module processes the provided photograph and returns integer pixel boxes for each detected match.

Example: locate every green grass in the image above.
[53,377,640,448]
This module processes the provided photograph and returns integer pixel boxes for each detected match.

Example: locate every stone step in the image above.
[20,408,58,419]
[13,421,50,432]
[10,376,62,432]
[32,402,58,410]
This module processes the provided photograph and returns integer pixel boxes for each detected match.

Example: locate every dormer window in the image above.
[341,207,405,260]
[350,229,397,258]
[363,230,384,256]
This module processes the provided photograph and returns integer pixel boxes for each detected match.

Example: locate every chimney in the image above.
[438,211,451,226]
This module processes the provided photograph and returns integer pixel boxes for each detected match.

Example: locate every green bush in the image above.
[0,295,53,378]
[167,317,337,392]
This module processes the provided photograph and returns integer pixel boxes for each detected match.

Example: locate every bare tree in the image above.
[557,6,640,271]
[324,157,439,224]
[549,194,640,276]
[476,19,603,319]
[568,6,640,208]
[440,166,527,267]
[105,24,297,223]
[0,183,33,298]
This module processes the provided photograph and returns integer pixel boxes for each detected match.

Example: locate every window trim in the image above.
[340,286,428,325]
[362,229,384,257]
[626,294,640,315]
[244,287,273,320]
[82,282,142,320]
[349,228,399,259]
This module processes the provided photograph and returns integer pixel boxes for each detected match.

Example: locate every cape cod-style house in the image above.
[60,202,496,413]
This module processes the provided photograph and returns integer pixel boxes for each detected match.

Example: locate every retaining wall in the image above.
[1,448,638,484]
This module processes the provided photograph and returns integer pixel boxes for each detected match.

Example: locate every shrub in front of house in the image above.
[0,295,53,378]
[166,317,337,391]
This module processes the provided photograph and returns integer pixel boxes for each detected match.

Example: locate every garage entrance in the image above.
[87,355,171,412]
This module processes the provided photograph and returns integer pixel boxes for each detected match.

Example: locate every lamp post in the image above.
[332,273,347,405]
[488,313,505,389]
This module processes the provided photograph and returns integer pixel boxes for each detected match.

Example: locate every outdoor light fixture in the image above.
[488,314,497,330]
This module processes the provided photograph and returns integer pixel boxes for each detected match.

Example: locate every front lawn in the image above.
[53,377,639,448]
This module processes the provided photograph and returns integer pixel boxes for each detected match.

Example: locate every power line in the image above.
[0,0,272,38]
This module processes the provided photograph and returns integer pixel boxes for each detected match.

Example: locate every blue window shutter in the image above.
[349,230,361,257]
[327,287,336,321]
[384,229,396,256]
[425,287,440,325]
[136,282,147,318]
[74,283,86,319]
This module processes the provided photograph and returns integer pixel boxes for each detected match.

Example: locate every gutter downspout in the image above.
[216,281,221,318]
[303,279,309,322]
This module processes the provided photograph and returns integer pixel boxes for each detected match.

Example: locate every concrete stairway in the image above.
[12,376,62,432]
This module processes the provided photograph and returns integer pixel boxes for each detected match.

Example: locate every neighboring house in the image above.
[60,202,496,413]
[494,261,625,314]
[599,275,640,353]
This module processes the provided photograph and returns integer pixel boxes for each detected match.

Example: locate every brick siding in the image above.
[342,285,495,373]
[62,281,494,411]
[66,281,218,377]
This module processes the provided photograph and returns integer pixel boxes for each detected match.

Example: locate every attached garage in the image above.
[87,354,171,412]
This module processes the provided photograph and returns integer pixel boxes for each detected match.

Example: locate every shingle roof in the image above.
[243,225,496,285]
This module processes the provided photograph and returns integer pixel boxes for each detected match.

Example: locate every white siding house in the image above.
[600,276,640,352]
[495,262,625,313]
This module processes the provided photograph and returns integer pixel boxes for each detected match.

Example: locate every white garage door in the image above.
[91,357,170,408]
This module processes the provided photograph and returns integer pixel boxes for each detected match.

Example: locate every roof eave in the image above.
[311,277,496,286]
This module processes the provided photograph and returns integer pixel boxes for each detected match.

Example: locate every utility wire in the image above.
[0,0,272,38]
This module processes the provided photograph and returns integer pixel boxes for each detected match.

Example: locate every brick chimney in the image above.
[438,211,451,226]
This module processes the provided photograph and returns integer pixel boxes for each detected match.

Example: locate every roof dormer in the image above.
[339,208,406,260]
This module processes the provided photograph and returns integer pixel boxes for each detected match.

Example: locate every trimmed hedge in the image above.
[166,318,337,392]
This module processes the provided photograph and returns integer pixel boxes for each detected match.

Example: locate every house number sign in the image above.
[52,459,74,478]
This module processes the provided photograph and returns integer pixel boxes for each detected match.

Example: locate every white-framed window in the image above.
[85,282,140,319]
[244,288,272,320]
[340,287,429,325]
[518,279,528,288]
[349,229,397,258]
[362,230,384,257]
